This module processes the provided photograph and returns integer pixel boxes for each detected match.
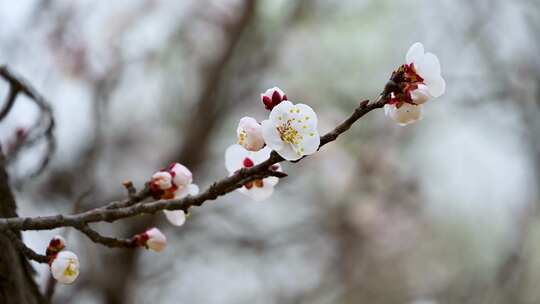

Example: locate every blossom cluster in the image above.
[47,236,80,285]
[384,42,446,125]
[149,162,199,226]
[224,86,321,201]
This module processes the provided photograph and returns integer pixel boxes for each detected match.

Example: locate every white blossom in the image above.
[50,251,80,284]
[236,117,265,151]
[405,42,446,101]
[225,144,281,201]
[261,100,320,161]
[145,228,167,252]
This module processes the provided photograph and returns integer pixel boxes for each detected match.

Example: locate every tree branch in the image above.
[0,95,386,235]
[0,65,57,177]
[3,229,48,264]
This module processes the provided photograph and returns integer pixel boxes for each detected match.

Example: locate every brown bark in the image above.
[0,150,44,303]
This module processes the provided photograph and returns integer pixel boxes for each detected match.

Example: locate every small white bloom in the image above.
[384,102,423,126]
[157,163,198,226]
[236,117,265,151]
[261,86,287,110]
[169,163,193,187]
[151,171,172,190]
[406,42,446,99]
[261,101,320,161]
[225,144,281,201]
[50,251,80,284]
[145,228,167,252]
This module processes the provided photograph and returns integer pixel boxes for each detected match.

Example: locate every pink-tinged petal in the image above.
[169,163,193,186]
[261,119,284,151]
[237,116,264,151]
[145,228,167,251]
[164,210,186,226]
[406,42,425,64]
[151,171,173,190]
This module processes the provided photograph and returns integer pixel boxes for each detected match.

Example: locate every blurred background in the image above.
[1,0,539,303]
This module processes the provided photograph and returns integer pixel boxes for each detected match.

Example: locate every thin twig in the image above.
[0,65,57,177]
[3,229,48,264]
[75,224,135,249]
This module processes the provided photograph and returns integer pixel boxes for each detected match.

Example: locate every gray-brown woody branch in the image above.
[0,97,386,235]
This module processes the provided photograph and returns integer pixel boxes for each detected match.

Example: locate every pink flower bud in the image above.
[237,117,265,151]
[168,163,193,187]
[261,87,287,110]
[144,228,167,252]
[46,235,66,261]
[151,171,173,190]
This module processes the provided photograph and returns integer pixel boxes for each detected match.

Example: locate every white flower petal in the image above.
[385,103,423,126]
[417,52,441,79]
[261,119,284,151]
[164,210,186,226]
[291,103,318,128]
[265,176,279,187]
[51,251,80,285]
[406,42,425,64]
[188,184,199,196]
[250,146,272,164]
[225,144,249,173]
[175,186,189,199]
[298,130,320,155]
[269,100,294,123]
[263,86,285,98]
[277,144,302,161]
[425,74,446,98]
[239,183,274,201]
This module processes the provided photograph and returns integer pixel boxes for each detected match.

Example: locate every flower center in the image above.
[238,129,247,146]
[63,260,77,277]
[277,120,301,145]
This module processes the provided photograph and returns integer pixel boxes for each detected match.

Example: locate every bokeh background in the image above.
[1,0,539,303]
